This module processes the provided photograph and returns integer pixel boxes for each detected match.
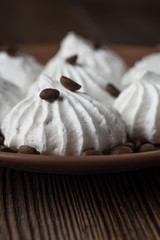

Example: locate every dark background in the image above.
[0,0,160,45]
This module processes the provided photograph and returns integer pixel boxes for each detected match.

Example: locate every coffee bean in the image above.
[66,55,78,65]
[0,145,17,153]
[138,143,157,152]
[18,145,40,154]
[124,142,135,151]
[82,150,103,156]
[110,145,133,155]
[60,76,81,91]
[40,89,60,101]
[106,84,120,97]
[6,45,18,56]
[0,136,4,145]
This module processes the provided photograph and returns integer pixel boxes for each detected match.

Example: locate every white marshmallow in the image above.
[2,75,127,155]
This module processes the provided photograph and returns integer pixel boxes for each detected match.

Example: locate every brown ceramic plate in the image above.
[0,44,160,174]
[0,151,160,174]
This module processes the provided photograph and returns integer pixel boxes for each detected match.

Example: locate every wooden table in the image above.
[0,167,160,240]
[0,44,160,240]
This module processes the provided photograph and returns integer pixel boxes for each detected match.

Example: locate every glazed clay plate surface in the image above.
[0,151,160,174]
[0,44,160,174]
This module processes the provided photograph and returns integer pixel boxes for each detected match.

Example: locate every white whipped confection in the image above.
[31,59,116,104]
[0,77,22,127]
[83,48,127,90]
[2,75,127,156]
[47,32,127,90]
[121,52,160,89]
[114,70,160,143]
[0,51,43,95]
[58,31,93,58]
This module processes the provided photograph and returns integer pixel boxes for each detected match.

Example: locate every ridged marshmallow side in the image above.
[0,52,43,94]
[121,52,160,89]
[114,71,160,143]
[0,77,22,126]
[2,76,126,155]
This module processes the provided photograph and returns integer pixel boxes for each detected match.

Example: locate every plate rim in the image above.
[0,151,160,174]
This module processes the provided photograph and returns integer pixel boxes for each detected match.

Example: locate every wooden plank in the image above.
[0,168,160,239]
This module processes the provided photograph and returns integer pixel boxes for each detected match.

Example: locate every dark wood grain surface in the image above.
[0,167,160,240]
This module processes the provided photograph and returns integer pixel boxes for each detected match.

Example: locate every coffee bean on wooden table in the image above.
[60,76,81,91]
[110,145,133,155]
[18,145,40,154]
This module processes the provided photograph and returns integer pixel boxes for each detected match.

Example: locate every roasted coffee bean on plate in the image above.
[110,145,133,155]
[18,145,40,155]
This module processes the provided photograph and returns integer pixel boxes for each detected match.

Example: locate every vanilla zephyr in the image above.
[0,47,43,95]
[114,70,160,143]
[121,52,160,89]
[2,75,127,156]
[29,32,127,102]
[0,77,22,127]
[55,32,127,90]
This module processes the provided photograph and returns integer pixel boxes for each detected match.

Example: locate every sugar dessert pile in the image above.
[0,33,160,156]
